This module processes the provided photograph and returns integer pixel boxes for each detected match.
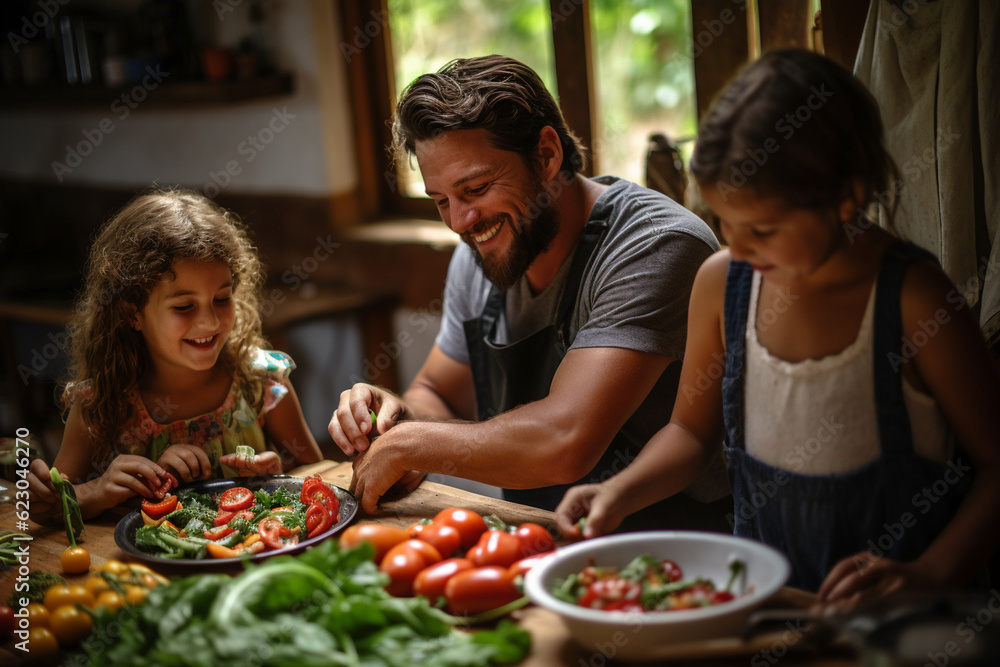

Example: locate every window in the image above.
[339,0,696,220]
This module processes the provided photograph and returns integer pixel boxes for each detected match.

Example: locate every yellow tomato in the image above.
[85,575,111,597]
[49,605,93,648]
[25,602,50,628]
[61,546,91,574]
[23,626,59,655]
[95,590,125,612]
[44,584,95,612]
[101,559,129,576]
[124,585,148,605]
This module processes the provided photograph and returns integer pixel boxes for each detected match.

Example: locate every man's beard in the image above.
[463,189,559,291]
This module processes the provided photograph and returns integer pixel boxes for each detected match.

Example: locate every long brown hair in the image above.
[392,54,588,176]
[690,49,897,223]
[65,189,267,461]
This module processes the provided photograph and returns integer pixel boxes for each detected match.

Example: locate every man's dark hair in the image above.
[391,54,587,175]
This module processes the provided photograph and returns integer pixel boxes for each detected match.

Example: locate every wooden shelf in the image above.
[0,73,294,109]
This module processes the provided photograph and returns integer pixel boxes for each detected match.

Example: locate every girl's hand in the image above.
[219,451,282,476]
[554,482,627,541]
[97,454,172,508]
[817,551,944,610]
[156,444,212,484]
[26,458,62,522]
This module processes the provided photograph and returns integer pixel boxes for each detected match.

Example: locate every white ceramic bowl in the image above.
[524,531,790,660]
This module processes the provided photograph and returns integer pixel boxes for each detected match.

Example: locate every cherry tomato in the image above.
[140,494,178,520]
[433,508,487,549]
[0,605,13,640]
[384,540,442,568]
[23,627,58,655]
[95,590,126,611]
[25,603,50,629]
[469,530,523,568]
[270,506,295,513]
[101,559,129,576]
[712,591,735,604]
[415,522,462,558]
[84,576,110,597]
[219,486,255,511]
[413,558,474,603]
[508,551,556,579]
[444,566,521,615]
[380,544,431,597]
[124,585,148,605]
[49,604,93,647]
[338,524,409,563]
[61,546,91,574]
[661,559,684,582]
[578,578,642,610]
[300,475,324,501]
[44,584,95,612]
[407,521,430,538]
[513,523,554,557]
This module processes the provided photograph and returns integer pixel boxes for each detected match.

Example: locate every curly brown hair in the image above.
[64,189,267,461]
[391,54,587,176]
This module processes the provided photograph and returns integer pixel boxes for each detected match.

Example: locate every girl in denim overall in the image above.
[555,49,1000,606]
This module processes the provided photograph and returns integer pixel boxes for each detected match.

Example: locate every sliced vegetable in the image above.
[219,486,254,512]
[140,494,178,520]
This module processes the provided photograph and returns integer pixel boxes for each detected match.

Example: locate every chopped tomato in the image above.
[302,482,339,516]
[141,494,178,520]
[305,504,334,539]
[219,486,255,511]
[204,525,235,540]
[578,578,642,610]
[213,509,253,527]
[258,517,285,550]
[661,559,684,582]
[270,506,295,513]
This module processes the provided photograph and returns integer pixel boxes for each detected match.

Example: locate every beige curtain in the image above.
[854,0,1000,347]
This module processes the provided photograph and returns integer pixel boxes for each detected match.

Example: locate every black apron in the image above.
[463,220,733,532]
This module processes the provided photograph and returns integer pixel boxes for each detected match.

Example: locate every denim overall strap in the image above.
[721,260,754,451]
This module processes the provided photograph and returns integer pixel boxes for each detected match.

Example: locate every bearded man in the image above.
[330,55,730,532]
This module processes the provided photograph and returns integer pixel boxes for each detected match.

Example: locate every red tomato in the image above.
[258,517,285,550]
[433,508,487,549]
[444,566,521,615]
[578,578,642,610]
[204,525,235,540]
[219,487,255,511]
[407,521,431,538]
[214,509,253,527]
[0,605,14,640]
[305,504,334,539]
[380,545,431,597]
[301,480,339,516]
[513,523,554,557]
[508,551,556,579]
[469,530,523,568]
[415,522,462,558]
[140,494,178,520]
[712,591,735,604]
[661,559,684,582]
[384,539,442,568]
[412,558,474,602]
[338,524,409,563]
[300,475,324,501]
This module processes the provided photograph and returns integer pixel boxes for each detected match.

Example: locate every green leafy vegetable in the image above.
[0,529,32,571]
[50,466,84,546]
[82,540,530,666]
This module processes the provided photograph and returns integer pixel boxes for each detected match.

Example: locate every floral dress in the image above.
[70,350,295,479]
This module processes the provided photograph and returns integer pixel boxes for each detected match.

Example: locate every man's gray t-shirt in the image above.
[436,176,720,368]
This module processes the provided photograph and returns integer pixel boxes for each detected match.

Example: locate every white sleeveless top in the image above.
[743,271,952,474]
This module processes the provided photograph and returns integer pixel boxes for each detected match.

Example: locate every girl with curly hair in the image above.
[28,190,321,520]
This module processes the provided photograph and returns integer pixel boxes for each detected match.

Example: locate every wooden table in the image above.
[0,461,860,665]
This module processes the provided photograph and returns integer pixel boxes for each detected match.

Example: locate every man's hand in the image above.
[156,444,212,484]
[817,551,943,611]
[349,431,414,514]
[329,383,408,456]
